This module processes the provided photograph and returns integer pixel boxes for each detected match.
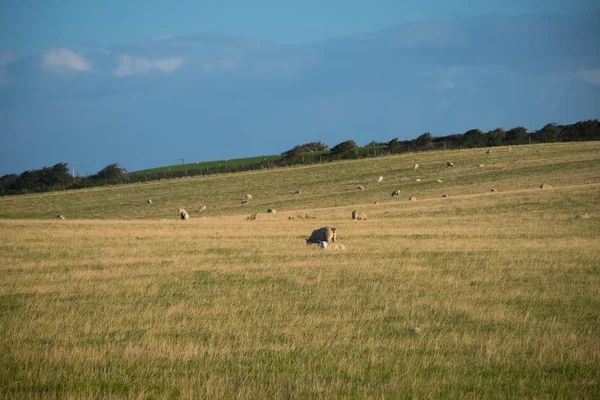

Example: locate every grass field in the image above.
[1,142,599,398]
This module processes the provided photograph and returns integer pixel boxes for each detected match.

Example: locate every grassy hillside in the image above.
[1,142,598,220]
[1,142,599,398]
[130,154,283,175]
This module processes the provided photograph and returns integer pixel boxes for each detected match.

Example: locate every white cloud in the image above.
[152,34,173,41]
[578,69,600,85]
[154,57,185,73]
[114,54,185,77]
[42,48,92,71]
[0,51,17,84]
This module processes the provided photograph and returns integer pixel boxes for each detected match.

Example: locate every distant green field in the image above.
[131,154,284,175]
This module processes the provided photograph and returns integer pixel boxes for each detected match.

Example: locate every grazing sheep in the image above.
[436,179,443,183]
[447,161,455,167]
[240,199,250,205]
[479,164,484,168]
[540,184,552,189]
[57,214,65,220]
[267,208,276,214]
[490,188,497,192]
[245,194,253,200]
[485,150,492,156]
[306,227,336,244]
[295,189,302,194]
[146,199,152,205]
[416,178,422,182]
[178,208,189,221]
[409,195,416,201]
[357,185,365,191]
[199,205,207,212]
[327,243,346,251]
[413,163,419,170]
[575,213,591,220]
[391,189,400,197]
[441,194,448,198]
[352,210,358,220]
[377,176,383,183]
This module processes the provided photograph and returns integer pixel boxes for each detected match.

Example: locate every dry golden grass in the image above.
[1,142,600,398]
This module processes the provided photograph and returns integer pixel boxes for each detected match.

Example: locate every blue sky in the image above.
[1,1,599,176]
[2,0,597,51]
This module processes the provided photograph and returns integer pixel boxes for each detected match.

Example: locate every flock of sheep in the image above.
[55,149,582,247]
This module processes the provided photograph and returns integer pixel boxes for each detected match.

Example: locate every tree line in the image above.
[1,119,598,196]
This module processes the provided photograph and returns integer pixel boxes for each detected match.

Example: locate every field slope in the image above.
[1,142,599,398]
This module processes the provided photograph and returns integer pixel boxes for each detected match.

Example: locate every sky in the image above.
[1,0,599,176]
[1,0,597,51]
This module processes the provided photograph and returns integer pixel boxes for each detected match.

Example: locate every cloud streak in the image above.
[114,54,185,77]
[42,48,92,71]
[578,69,600,85]
[152,34,173,41]
[0,51,17,84]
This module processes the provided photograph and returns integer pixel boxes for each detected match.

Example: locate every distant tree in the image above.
[486,128,506,147]
[413,132,433,150]
[283,141,328,156]
[461,129,485,148]
[386,138,402,153]
[532,123,561,143]
[330,140,358,157]
[505,126,528,145]
[94,163,127,183]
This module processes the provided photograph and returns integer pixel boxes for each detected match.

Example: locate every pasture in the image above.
[1,142,599,398]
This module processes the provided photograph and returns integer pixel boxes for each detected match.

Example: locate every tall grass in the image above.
[1,142,599,398]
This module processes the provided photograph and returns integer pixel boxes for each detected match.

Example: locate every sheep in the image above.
[490,188,497,192]
[57,214,65,220]
[436,179,443,183]
[540,184,552,189]
[327,243,346,251]
[306,227,336,245]
[447,161,455,167]
[352,210,358,220]
[377,176,383,183]
[391,189,400,197]
[575,213,591,220]
[199,205,207,212]
[295,189,302,194]
[357,185,365,191]
[146,199,152,205]
[416,178,422,182]
[485,150,492,156]
[413,163,419,170]
[267,208,276,214]
[409,195,416,201]
[479,164,484,168]
[245,194,253,200]
[441,194,449,198]
[178,208,189,221]
[240,199,250,205]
